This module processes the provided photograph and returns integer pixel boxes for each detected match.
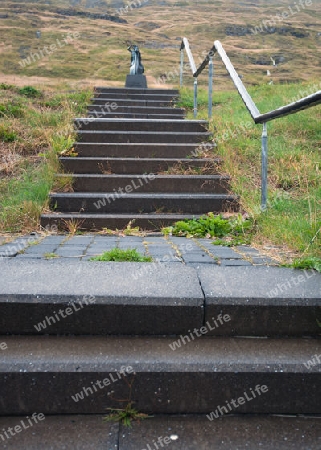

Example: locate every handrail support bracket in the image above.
[261,122,268,211]
[193,78,198,118]
[208,56,213,119]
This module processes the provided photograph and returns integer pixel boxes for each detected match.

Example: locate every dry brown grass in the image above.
[0,0,320,88]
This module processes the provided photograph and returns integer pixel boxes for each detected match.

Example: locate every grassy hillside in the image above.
[0,82,92,231]
[0,0,320,89]
[179,82,320,261]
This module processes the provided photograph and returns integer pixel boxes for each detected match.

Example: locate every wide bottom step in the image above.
[40,212,204,230]
[1,335,320,414]
[0,414,319,449]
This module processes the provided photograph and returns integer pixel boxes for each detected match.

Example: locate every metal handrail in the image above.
[180,37,321,210]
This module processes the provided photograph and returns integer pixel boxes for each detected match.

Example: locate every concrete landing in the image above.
[0,415,320,449]
[0,234,277,266]
[0,248,319,336]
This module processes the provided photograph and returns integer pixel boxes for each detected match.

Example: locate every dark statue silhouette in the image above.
[127,44,144,75]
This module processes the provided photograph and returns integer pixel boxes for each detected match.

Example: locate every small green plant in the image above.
[91,248,152,262]
[104,402,150,428]
[290,257,321,272]
[44,252,59,259]
[18,86,42,98]
[103,372,151,428]
[163,213,253,240]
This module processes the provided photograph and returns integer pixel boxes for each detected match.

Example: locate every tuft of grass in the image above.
[0,83,14,90]
[0,102,24,118]
[18,86,42,98]
[90,248,152,262]
[290,257,321,273]
[0,124,17,142]
[61,219,84,235]
[44,252,59,259]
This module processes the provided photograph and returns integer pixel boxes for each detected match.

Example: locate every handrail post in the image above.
[193,78,198,118]
[261,122,268,211]
[180,49,184,88]
[208,56,213,119]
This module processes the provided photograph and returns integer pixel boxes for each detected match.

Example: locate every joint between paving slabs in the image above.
[164,235,185,263]
[192,238,220,263]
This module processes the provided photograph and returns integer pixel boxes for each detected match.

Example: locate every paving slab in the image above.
[207,247,244,259]
[0,259,203,335]
[220,259,252,266]
[22,245,59,254]
[0,415,118,449]
[182,252,216,263]
[198,266,321,336]
[236,246,261,255]
[120,415,321,450]
[251,256,278,265]
[37,235,66,244]
[15,254,46,259]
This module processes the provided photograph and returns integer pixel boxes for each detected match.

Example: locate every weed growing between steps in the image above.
[163,213,253,245]
[104,373,151,428]
[178,83,320,262]
[90,248,152,262]
[0,83,92,233]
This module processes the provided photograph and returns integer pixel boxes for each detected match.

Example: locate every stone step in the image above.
[0,414,319,449]
[40,212,203,230]
[59,157,221,174]
[88,105,185,115]
[87,113,186,119]
[117,415,321,450]
[94,87,179,95]
[90,98,176,107]
[0,334,320,414]
[1,262,319,337]
[75,118,207,133]
[73,143,208,158]
[91,93,178,101]
[56,174,230,193]
[48,192,238,213]
[77,131,211,144]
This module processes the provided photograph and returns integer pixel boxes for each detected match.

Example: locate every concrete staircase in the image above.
[0,260,320,448]
[41,87,238,231]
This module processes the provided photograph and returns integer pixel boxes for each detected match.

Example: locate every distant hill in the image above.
[0,0,320,88]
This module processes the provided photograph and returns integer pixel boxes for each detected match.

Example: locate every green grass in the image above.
[179,82,321,260]
[290,257,321,273]
[90,248,152,262]
[0,83,92,232]
[44,252,59,259]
